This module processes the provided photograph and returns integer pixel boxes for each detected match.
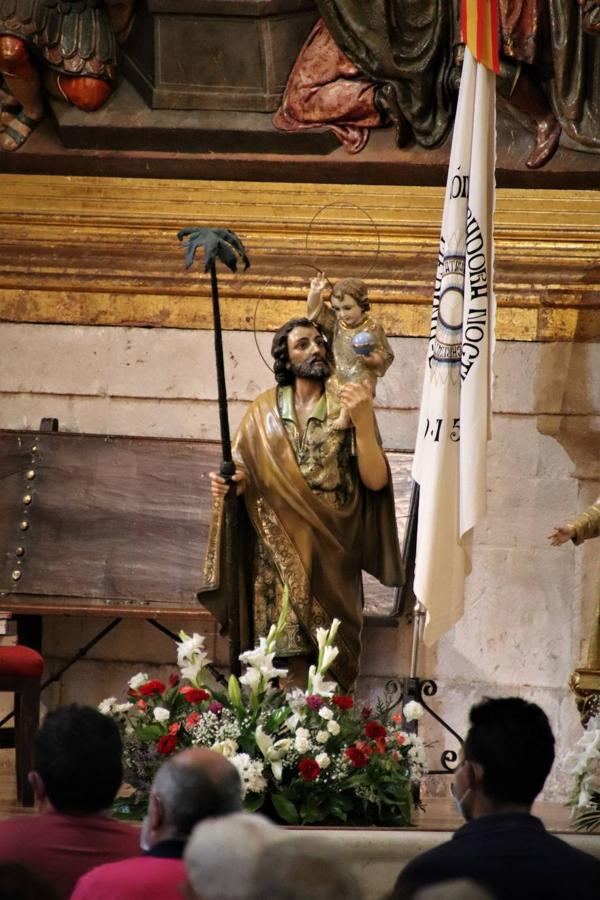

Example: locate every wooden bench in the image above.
[0,424,411,622]
[0,426,221,620]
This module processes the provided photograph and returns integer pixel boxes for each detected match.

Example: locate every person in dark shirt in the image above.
[393,697,600,900]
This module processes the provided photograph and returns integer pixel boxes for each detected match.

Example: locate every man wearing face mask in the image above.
[393,697,600,900]
[71,747,242,900]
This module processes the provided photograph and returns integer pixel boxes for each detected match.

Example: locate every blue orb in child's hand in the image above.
[351,331,375,356]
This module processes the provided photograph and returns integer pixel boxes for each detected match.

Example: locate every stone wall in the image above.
[0,321,598,802]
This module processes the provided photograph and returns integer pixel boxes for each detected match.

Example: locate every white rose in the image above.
[315,752,330,770]
[153,707,170,723]
[211,739,239,758]
[128,672,149,691]
[318,706,333,721]
[403,701,425,722]
[327,720,340,735]
[294,727,311,754]
[316,730,330,744]
[98,697,116,715]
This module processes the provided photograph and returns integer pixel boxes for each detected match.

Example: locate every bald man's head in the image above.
[150,747,242,841]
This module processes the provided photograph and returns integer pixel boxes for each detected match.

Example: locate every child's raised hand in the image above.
[309,271,328,294]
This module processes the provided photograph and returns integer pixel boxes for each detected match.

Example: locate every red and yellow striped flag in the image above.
[461,0,500,73]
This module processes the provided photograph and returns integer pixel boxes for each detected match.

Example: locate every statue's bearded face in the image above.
[286,325,331,381]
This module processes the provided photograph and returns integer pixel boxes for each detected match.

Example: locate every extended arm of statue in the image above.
[548,499,600,546]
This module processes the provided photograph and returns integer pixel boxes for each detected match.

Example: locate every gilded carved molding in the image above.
[0,175,598,341]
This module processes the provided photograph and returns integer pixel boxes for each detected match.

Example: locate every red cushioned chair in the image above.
[0,646,43,807]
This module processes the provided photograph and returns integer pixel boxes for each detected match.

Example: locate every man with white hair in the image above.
[184,812,282,900]
[72,748,242,900]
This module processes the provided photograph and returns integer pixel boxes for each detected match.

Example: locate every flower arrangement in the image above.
[100,590,425,826]
[563,713,600,832]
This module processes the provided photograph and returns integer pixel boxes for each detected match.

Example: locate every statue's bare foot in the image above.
[0,83,20,131]
[0,109,42,150]
[0,104,21,129]
[526,117,561,169]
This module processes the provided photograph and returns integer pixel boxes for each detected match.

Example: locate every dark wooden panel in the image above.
[0,431,222,616]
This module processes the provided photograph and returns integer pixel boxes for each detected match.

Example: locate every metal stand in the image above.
[0,616,227,728]
[384,600,464,775]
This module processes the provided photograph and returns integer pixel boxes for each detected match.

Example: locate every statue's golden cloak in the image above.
[200,387,404,689]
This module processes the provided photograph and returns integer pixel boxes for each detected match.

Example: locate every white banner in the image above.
[412,46,496,645]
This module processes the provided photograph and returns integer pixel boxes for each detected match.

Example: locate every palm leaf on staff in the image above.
[177,227,250,674]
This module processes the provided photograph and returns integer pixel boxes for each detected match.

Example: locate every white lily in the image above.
[239,639,287,680]
[321,645,339,672]
[316,627,329,650]
[176,631,208,667]
[329,618,341,642]
[180,660,205,686]
[239,667,262,691]
[255,726,291,781]
[239,637,288,696]
[307,666,337,698]
[128,672,148,691]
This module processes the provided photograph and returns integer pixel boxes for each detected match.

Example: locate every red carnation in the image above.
[180,687,210,703]
[156,733,178,755]
[346,746,369,769]
[138,679,165,696]
[361,706,372,719]
[374,736,387,754]
[168,673,180,687]
[298,758,320,782]
[185,712,200,729]
[365,721,387,740]
[332,695,354,710]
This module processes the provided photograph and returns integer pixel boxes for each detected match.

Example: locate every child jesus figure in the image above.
[307,272,394,430]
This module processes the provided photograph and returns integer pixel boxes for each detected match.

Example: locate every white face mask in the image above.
[140,815,151,852]
[450,782,472,821]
